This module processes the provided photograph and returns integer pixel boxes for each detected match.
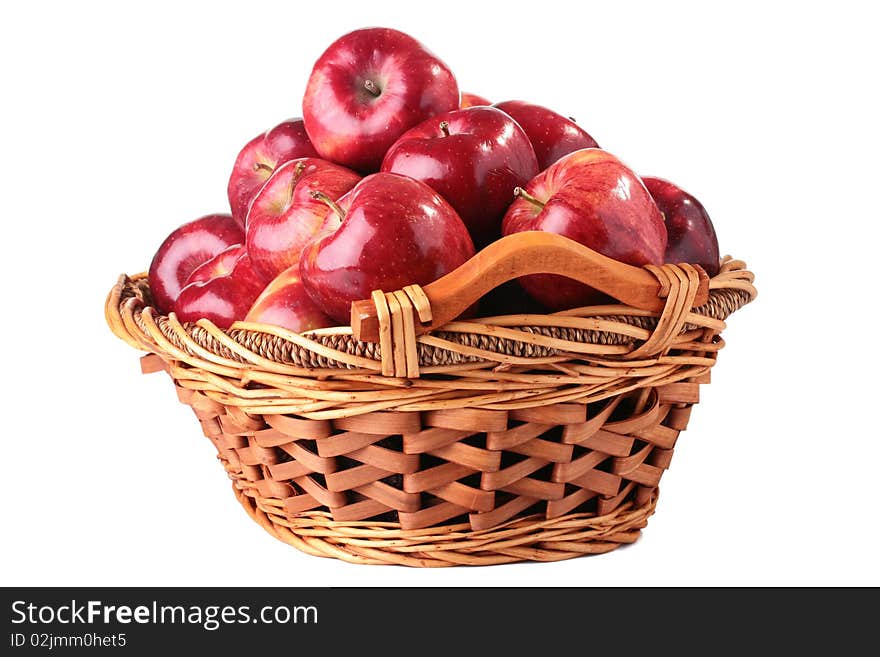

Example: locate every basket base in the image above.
[234,484,658,567]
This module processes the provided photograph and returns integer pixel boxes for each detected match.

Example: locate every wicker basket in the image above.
[105,231,755,566]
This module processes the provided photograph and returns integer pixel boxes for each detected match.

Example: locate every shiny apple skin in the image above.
[460,91,491,108]
[302,27,459,174]
[642,176,720,276]
[226,119,318,229]
[381,106,539,247]
[184,244,247,285]
[503,149,667,310]
[244,266,333,333]
[246,158,361,282]
[494,100,599,171]
[300,172,475,323]
[147,213,243,314]
[173,247,267,329]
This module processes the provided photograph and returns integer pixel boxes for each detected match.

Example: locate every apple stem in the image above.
[439,121,450,137]
[363,79,381,97]
[513,186,546,210]
[291,160,307,182]
[283,161,308,205]
[253,162,274,174]
[310,190,346,220]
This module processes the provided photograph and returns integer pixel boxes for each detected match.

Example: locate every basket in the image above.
[105,231,756,566]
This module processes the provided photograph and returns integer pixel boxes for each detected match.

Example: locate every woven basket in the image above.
[105,231,755,566]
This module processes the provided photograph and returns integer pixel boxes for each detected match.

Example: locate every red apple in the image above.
[300,173,475,323]
[246,158,361,282]
[381,106,539,247]
[494,100,599,171]
[302,27,459,173]
[173,245,267,329]
[460,92,491,108]
[502,149,667,310]
[147,213,243,314]
[244,265,333,333]
[227,119,318,229]
[183,244,247,285]
[642,176,720,276]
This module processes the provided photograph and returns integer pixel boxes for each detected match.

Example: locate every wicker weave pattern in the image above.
[106,255,755,565]
[175,373,691,532]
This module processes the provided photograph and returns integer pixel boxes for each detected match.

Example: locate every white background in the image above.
[2,0,877,587]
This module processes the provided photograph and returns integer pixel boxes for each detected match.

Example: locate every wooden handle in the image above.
[351,231,709,343]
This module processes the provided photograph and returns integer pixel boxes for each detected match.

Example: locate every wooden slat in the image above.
[399,502,468,530]
[486,422,551,450]
[315,431,378,457]
[330,499,390,522]
[403,427,473,454]
[509,438,573,463]
[480,457,547,491]
[424,408,508,433]
[501,478,565,500]
[325,464,388,492]
[404,463,474,493]
[510,403,586,425]
[265,414,333,440]
[333,411,422,435]
[430,442,501,472]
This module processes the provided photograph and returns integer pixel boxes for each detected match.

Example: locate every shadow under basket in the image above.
[105,232,756,567]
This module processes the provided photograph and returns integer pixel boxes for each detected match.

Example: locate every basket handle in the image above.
[350,231,709,343]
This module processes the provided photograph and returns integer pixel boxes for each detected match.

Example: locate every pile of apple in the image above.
[147,27,720,333]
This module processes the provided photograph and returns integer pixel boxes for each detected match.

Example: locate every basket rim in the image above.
[106,255,755,377]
